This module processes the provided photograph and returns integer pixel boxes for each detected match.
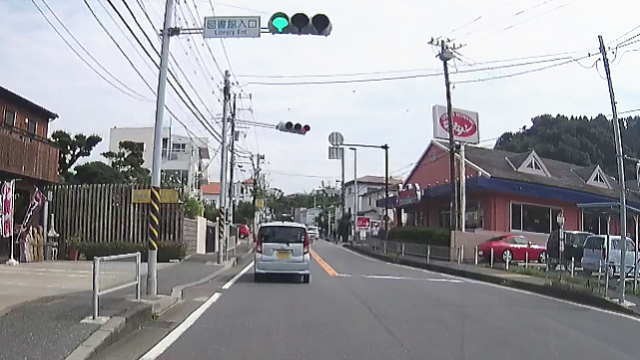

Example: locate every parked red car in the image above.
[477,234,547,263]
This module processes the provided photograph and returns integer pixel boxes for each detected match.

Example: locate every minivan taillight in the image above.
[303,233,309,254]
[256,238,263,254]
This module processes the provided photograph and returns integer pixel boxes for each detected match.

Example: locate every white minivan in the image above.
[582,235,638,277]
[254,222,310,283]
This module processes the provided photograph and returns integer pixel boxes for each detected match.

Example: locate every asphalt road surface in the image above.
[144,240,640,360]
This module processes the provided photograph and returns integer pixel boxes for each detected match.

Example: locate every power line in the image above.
[83,0,214,152]
[38,0,150,101]
[30,0,147,101]
[105,0,222,142]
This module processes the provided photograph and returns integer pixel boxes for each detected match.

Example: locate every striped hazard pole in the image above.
[217,208,225,264]
[147,186,161,295]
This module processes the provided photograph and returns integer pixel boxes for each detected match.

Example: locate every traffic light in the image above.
[276,121,311,135]
[268,13,332,36]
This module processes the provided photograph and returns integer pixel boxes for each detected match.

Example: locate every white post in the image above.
[525,251,529,269]
[401,242,405,257]
[427,245,431,264]
[474,246,478,265]
[490,248,494,268]
[461,245,465,263]
[457,246,461,264]
[93,257,99,320]
[635,214,638,291]
[571,257,575,278]
[506,257,510,271]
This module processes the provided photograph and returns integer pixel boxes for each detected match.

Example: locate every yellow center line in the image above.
[310,249,338,277]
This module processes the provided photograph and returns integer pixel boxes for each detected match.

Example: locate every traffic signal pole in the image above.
[147,0,175,296]
[440,40,458,232]
[383,144,389,235]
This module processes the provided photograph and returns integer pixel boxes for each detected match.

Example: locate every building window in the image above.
[3,108,16,127]
[172,143,186,152]
[439,209,450,229]
[511,203,560,234]
[26,118,36,134]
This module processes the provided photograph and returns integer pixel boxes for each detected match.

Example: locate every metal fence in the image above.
[360,238,450,261]
[93,252,141,320]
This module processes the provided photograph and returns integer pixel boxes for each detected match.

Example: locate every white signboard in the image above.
[203,16,261,38]
[328,146,344,160]
[432,105,479,144]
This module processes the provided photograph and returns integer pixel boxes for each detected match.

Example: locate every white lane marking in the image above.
[336,273,352,277]
[222,261,254,290]
[362,274,462,283]
[139,292,222,360]
[339,245,640,324]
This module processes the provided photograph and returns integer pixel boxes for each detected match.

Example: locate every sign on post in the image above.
[328,131,344,146]
[203,16,261,38]
[328,146,344,160]
[432,105,479,144]
[356,216,370,230]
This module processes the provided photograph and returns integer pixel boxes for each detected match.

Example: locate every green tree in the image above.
[184,196,204,218]
[71,161,125,184]
[235,201,255,224]
[51,130,102,181]
[103,141,150,185]
[204,203,220,221]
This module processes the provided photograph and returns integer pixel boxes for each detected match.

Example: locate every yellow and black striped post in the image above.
[217,208,225,263]
[149,186,161,251]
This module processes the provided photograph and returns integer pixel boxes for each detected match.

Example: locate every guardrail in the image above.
[93,252,141,320]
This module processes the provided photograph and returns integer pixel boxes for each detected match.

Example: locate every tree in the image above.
[71,161,125,184]
[51,130,102,181]
[204,203,220,221]
[102,141,150,185]
[495,114,640,178]
[235,201,255,224]
[184,196,204,218]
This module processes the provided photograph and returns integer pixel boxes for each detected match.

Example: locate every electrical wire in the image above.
[30,0,147,101]
[84,0,215,152]
[105,0,222,142]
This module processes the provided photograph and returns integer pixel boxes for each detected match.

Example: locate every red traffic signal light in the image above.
[276,122,311,135]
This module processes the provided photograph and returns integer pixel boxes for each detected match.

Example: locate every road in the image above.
[142,240,640,360]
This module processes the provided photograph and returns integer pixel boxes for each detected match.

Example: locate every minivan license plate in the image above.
[277,251,290,260]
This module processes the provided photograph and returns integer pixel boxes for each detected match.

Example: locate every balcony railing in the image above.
[0,125,59,182]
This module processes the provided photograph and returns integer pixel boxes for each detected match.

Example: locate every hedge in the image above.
[73,241,186,262]
[387,227,450,247]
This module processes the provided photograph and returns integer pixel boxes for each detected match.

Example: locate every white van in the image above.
[581,235,638,277]
[254,222,310,283]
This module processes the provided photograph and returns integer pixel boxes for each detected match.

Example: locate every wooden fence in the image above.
[47,184,184,244]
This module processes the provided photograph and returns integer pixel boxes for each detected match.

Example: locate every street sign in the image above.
[356,216,370,229]
[203,16,261,38]
[432,105,479,144]
[328,131,344,146]
[328,146,344,160]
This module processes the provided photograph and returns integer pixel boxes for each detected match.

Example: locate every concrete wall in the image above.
[196,216,207,254]
[183,218,198,255]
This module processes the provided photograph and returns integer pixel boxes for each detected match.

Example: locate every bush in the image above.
[388,227,450,247]
[184,196,204,218]
[77,241,186,262]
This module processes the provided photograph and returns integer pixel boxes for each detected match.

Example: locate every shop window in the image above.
[3,108,16,127]
[511,203,559,234]
[439,209,450,229]
[26,118,36,134]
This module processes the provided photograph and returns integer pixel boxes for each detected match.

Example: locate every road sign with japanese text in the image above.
[203,16,261,38]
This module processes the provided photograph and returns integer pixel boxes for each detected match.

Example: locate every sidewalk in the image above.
[0,253,236,360]
[347,243,640,317]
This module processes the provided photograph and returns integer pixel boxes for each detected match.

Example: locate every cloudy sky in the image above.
[1,0,639,194]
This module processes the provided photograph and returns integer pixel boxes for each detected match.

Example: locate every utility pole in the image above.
[350,147,358,240]
[218,70,231,264]
[228,94,237,225]
[341,151,345,222]
[599,35,628,304]
[147,0,175,296]
[430,37,462,231]
[383,144,390,235]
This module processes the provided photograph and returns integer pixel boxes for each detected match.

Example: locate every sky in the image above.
[1,0,639,194]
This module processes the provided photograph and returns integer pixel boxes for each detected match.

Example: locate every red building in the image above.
[396,140,638,242]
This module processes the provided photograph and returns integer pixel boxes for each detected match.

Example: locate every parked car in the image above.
[545,230,593,267]
[254,222,310,283]
[238,224,251,239]
[581,235,638,277]
[307,226,320,242]
[478,234,547,263]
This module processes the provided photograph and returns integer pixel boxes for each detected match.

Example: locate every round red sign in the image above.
[439,111,477,138]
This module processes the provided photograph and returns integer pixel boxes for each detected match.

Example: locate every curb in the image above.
[345,245,639,317]
[65,303,152,360]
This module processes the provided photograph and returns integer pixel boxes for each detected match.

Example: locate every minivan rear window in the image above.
[259,226,305,243]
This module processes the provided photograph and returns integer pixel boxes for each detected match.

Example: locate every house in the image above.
[109,127,210,193]
[230,178,254,205]
[344,175,403,217]
[201,182,221,206]
[399,140,640,243]
[360,187,400,222]
[0,85,59,221]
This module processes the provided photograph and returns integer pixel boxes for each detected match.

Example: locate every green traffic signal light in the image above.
[270,12,289,33]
